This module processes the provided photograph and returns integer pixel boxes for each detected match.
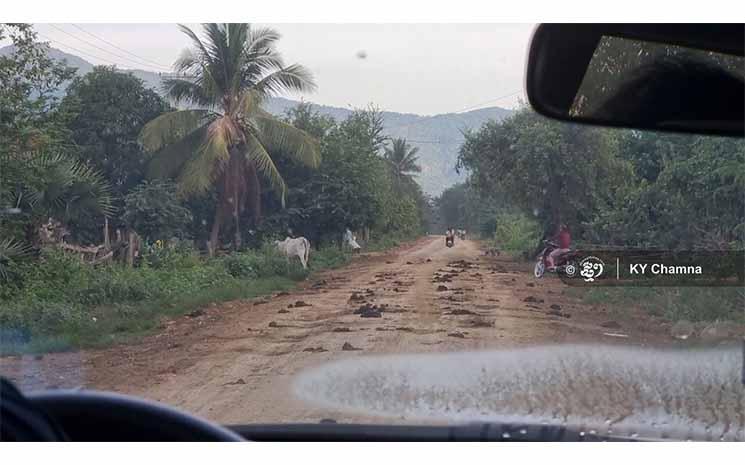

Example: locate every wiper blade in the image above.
[226,422,630,442]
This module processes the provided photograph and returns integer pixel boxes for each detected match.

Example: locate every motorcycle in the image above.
[534,239,580,278]
[445,234,455,248]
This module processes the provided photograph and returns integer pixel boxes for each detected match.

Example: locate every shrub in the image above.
[493,213,541,259]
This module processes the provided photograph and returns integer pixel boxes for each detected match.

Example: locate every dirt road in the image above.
[1,236,672,424]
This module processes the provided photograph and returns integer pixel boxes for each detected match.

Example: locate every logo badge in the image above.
[579,256,604,282]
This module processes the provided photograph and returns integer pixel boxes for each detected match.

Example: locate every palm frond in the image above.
[0,238,31,283]
[244,132,287,206]
[139,110,216,153]
[178,24,212,66]
[176,24,226,99]
[254,114,320,168]
[254,64,317,96]
[163,76,214,107]
[146,125,208,179]
[23,152,114,219]
[246,26,281,54]
[177,117,238,195]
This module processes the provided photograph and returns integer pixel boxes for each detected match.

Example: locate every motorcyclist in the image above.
[445,227,455,246]
[545,223,571,270]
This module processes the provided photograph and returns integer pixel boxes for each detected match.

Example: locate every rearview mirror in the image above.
[526,24,745,136]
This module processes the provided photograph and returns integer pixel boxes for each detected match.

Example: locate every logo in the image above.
[579,256,604,282]
[564,263,577,277]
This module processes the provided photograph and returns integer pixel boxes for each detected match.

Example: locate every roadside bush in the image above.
[309,245,350,271]
[493,213,541,258]
[221,253,260,278]
[141,242,201,269]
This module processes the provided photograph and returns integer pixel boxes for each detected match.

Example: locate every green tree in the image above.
[1,25,107,246]
[0,24,76,157]
[122,180,193,242]
[276,107,390,243]
[140,23,320,255]
[61,67,170,198]
[458,107,625,237]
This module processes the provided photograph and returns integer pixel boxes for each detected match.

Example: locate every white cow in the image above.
[343,228,361,251]
[275,236,311,269]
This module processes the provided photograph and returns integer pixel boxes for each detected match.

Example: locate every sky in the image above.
[28,23,534,115]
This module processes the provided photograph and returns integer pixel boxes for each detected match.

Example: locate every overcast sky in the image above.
[29,23,534,115]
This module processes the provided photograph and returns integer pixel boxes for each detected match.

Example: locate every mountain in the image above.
[1,45,513,195]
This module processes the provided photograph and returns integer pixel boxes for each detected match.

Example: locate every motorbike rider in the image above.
[445,227,455,245]
[545,223,571,270]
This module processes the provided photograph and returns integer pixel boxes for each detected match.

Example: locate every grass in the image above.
[0,241,362,355]
[569,286,745,323]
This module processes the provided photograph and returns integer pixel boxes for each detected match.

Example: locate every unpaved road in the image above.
[1,237,674,424]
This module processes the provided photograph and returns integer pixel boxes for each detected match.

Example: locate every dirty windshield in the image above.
[1,23,743,441]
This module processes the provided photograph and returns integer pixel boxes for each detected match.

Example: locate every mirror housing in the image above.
[526,24,745,137]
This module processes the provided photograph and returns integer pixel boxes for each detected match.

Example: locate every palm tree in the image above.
[140,24,320,255]
[1,151,114,250]
[384,138,421,190]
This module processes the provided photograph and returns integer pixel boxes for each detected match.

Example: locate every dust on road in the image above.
[1,236,673,424]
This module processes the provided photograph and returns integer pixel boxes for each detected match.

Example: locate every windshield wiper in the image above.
[226,422,631,442]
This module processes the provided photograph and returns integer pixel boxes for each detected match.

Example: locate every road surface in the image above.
[1,236,673,424]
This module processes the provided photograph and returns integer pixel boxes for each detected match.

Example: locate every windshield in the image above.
[1,23,743,441]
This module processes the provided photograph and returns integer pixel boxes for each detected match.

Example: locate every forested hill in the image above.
[0,45,513,195]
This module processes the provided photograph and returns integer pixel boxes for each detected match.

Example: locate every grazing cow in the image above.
[275,236,311,269]
[343,228,361,252]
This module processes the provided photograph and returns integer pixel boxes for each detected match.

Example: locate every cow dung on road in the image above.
[445,309,477,316]
[303,346,327,353]
[354,303,384,318]
[332,327,352,332]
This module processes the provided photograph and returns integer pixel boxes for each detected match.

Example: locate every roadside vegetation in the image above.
[0,23,427,354]
[440,80,744,322]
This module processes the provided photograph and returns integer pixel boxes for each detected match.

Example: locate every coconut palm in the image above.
[384,138,421,190]
[140,23,320,255]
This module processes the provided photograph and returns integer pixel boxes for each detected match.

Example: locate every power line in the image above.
[36,31,123,67]
[45,24,170,72]
[453,90,523,114]
[70,24,172,71]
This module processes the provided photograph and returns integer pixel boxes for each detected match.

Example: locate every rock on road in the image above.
[1,236,671,424]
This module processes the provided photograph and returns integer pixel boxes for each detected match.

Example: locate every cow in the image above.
[343,228,361,252]
[274,236,311,270]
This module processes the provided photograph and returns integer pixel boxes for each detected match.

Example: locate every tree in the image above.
[122,180,193,242]
[274,107,390,244]
[140,23,320,255]
[5,151,114,245]
[61,67,170,199]
[457,107,625,237]
[1,24,105,246]
[384,138,421,192]
[0,24,76,157]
